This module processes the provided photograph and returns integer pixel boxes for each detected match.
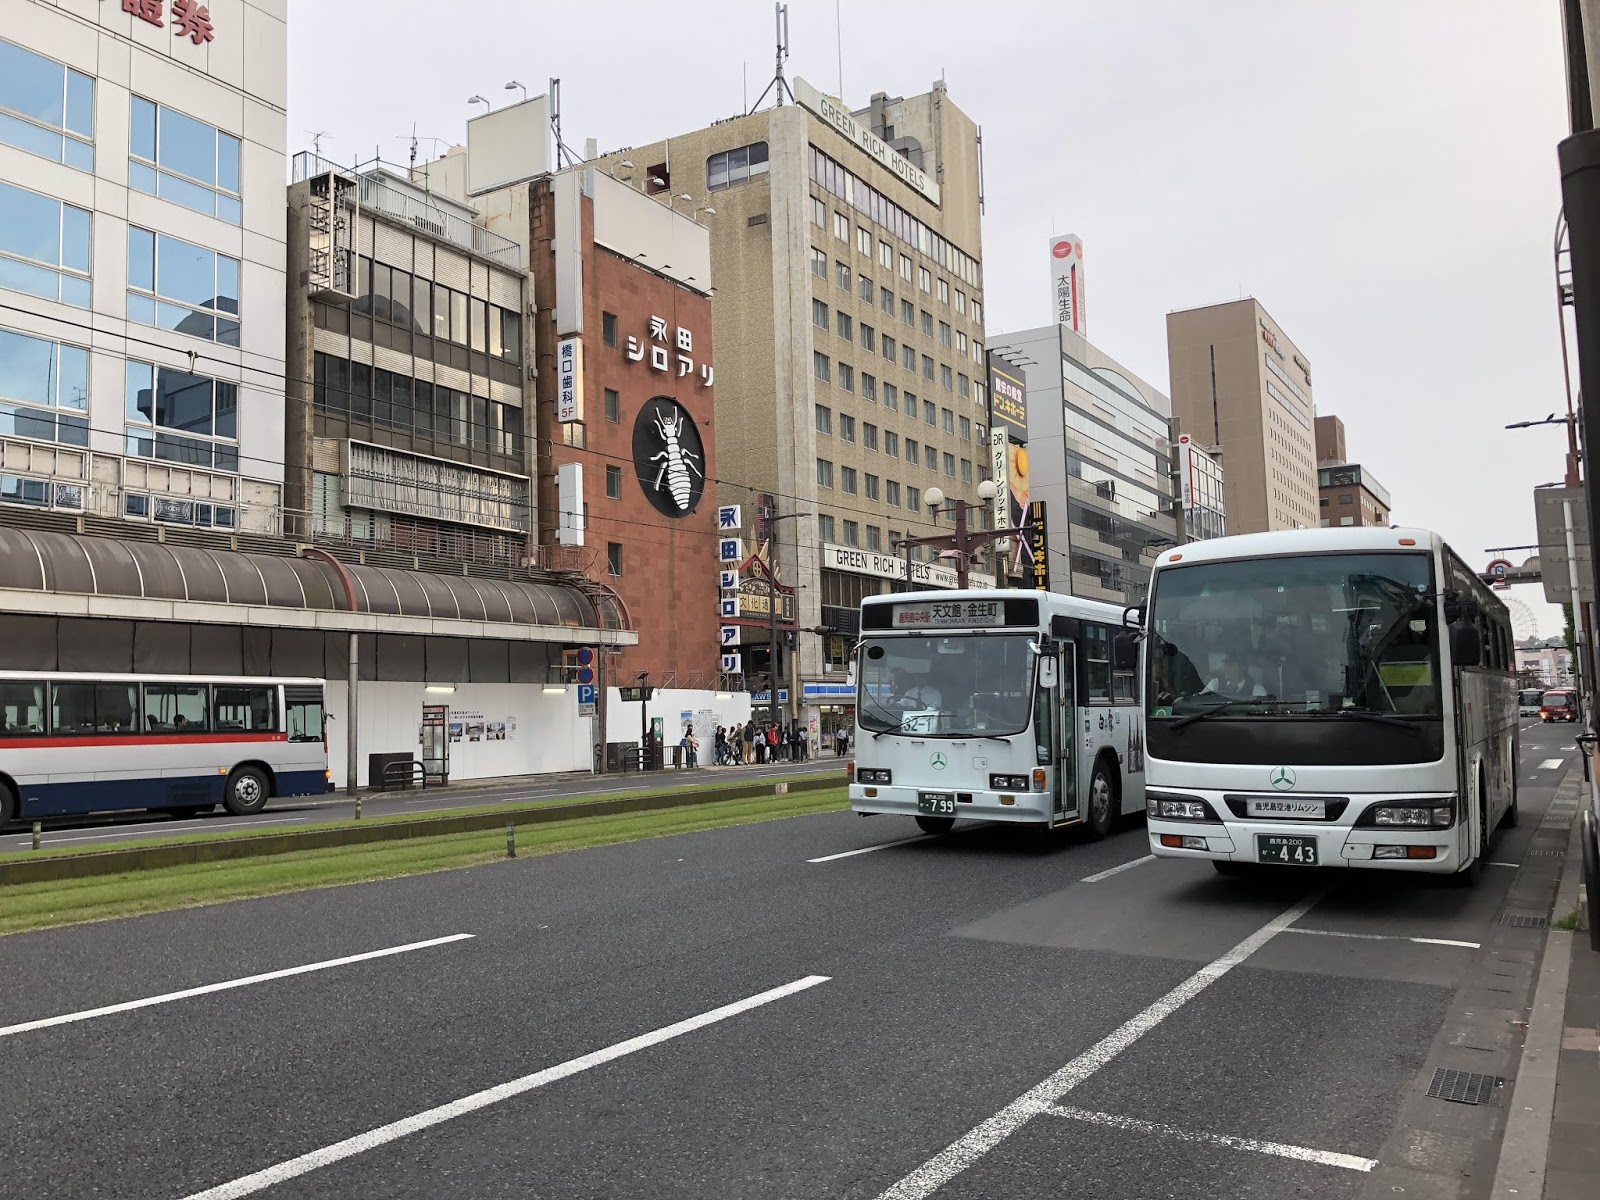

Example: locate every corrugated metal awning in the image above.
[0,528,626,636]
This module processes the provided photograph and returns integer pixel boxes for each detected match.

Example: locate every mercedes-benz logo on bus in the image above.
[930,752,948,770]
[1270,767,1297,791]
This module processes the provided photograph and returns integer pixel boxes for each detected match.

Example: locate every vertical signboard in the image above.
[986,356,1030,582]
[1048,235,1086,335]
[557,336,583,423]
[1026,500,1050,591]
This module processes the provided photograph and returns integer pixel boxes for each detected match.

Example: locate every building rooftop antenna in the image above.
[305,130,330,156]
[746,2,793,115]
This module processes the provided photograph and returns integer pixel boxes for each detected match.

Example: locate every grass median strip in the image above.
[0,787,848,936]
[0,770,844,863]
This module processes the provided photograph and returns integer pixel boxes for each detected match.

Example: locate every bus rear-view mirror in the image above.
[1039,657,1059,689]
[1449,621,1482,669]
[1112,633,1139,672]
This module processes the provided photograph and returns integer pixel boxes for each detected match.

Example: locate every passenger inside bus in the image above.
[1204,652,1269,697]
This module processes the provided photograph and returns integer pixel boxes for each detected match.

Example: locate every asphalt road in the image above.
[0,720,1579,1200]
[0,755,848,852]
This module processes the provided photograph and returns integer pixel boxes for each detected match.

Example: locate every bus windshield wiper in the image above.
[1316,708,1420,730]
[1169,698,1252,730]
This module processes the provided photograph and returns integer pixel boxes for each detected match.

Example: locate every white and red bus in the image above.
[0,671,329,826]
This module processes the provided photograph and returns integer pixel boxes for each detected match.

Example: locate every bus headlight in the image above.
[989,773,1031,790]
[856,768,893,784]
[1372,805,1453,829]
[1146,794,1217,821]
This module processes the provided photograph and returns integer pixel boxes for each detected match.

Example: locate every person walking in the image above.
[834,725,849,757]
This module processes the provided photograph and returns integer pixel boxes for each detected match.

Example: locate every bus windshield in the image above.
[1147,551,1441,719]
[858,633,1036,737]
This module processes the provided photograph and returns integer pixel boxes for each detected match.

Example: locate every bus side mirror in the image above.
[1122,604,1145,630]
[1449,621,1482,669]
[1112,633,1139,672]
[1039,657,1059,689]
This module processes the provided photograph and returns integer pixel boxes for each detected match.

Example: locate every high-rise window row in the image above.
[0,37,94,171]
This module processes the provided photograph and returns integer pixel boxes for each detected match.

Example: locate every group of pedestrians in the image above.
[713,721,811,766]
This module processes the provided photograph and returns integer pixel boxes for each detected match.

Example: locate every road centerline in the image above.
[0,934,476,1039]
[178,974,831,1200]
[873,889,1327,1200]
[1046,1105,1377,1172]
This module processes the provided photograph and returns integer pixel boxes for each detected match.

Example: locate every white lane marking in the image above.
[873,891,1326,1200]
[1284,928,1479,949]
[809,834,931,862]
[1537,759,1565,771]
[1079,854,1156,883]
[1487,861,1521,868]
[180,974,831,1199]
[1562,745,1577,751]
[0,934,475,1039]
[1047,1106,1377,1172]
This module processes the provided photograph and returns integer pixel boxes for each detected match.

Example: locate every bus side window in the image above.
[1082,624,1112,702]
[0,680,46,735]
[144,684,209,732]
[286,693,325,743]
[213,685,275,732]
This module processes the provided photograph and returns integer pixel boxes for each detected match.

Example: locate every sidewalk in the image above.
[1546,829,1600,1199]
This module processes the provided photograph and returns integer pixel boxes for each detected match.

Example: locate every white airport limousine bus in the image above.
[1136,527,1517,881]
[848,589,1145,837]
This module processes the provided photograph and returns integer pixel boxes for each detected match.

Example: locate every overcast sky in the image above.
[289,0,1571,636]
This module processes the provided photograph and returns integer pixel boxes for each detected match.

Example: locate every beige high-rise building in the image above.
[1166,299,1317,533]
[593,80,990,737]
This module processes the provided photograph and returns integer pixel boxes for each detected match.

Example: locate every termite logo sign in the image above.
[633,396,706,517]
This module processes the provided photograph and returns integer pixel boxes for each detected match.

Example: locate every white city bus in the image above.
[0,672,330,827]
[849,589,1146,837]
[1136,527,1517,881]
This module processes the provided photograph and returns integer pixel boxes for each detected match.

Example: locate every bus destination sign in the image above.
[892,600,1003,628]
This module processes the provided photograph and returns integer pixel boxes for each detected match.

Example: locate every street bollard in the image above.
[774,782,789,796]
[32,821,41,851]
[354,792,362,821]
[506,823,516,858]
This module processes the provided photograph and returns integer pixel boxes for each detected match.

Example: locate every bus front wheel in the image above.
[223,767,270,816]
[0,781,15,829]
[916,815,956,835]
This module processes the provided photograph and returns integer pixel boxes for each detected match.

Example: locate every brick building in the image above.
[526,169,721,689]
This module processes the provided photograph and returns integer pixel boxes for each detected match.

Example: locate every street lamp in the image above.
[896,478,1028,590]
[467,95,490,114]
[504,81,528,101]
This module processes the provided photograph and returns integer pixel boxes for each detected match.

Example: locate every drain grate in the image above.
[1529,848,1565,857]
[1427,1069,1504,1105]
[1500,913,1549,928]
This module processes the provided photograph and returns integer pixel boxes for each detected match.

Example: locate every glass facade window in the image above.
[838,363,854,393]
[922,355,935,381]
[886,479,900,506]
[836,260,850,290]
[0,325,88,447]
[817,458,834,488]
[127,227,240,346]
[881,287,894,315]
[818,514,835,543]
[0,181,91,307]
[813,351,830,383]
[0,37,93,171]
[124,360,239,472]
[312,351,522,457]
[883,383,898,412]
[841,466,857,494]
[943,452,955,477]
[810,247,827,278]
[812,298,828,328]
[836,310,852,340]
[706,142,768,190]
[885,431,899,456]
[861,323,876,352]
[940,407,954,433]
[352,257,519,357]
[839,413,855,442]
[902,344,916,372]
[815,403,831,434]
[858,273,873,300]
[129,96,242,224]
[834,211,849,242]
[867,525,882,551]
[906,437,918,463]
[863,422,878,450]
[861,373,877,402]
[901,299,915,326]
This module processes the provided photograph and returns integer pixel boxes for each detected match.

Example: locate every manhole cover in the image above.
[1500,913,1549,928]
[1426,1069,1503,1105]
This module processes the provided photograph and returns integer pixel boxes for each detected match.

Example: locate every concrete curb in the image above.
[1488,799,1584,1199]
[0,776,843,888]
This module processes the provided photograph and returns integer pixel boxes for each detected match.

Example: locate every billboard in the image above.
[988,356,1028,444]
[466,96,551,196]
[1026,501,1050,591]
[1049,235,1085,334]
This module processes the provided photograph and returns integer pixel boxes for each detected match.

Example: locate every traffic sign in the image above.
[577,682,597,718]
[576,666,595,685]
[575,647,595,666]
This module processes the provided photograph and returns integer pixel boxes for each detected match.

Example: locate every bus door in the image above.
[1051,640,1079,826]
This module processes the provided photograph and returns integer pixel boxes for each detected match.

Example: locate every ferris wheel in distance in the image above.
[1498,592,1542,644]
